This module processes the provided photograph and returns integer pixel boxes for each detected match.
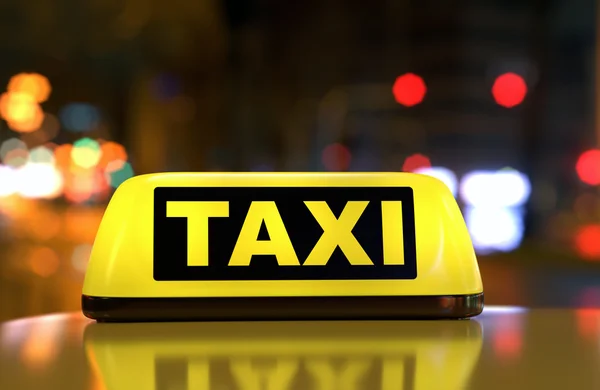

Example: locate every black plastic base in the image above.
[82,293,484,322]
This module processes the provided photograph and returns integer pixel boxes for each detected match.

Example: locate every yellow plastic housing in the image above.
[81,172,483,321]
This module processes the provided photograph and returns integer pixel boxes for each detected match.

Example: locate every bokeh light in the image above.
[7,73,51,103]
[321,143,351,171]
[392,73,427,107]
[402,153,431,172]
[413,166,458,196]
[575,308,600,340]
[575,224,600,260]
[0,164,18,197]
[105,160,134,189]
[63,183,94,204]
[28,146,55,164]
[98,141,128,170]
[53,143,73,171]
[63,207,104,242]
[17,163,64,199]
[460,169,531,208]
[63,171,101,203]
[27,246,60,277]
[3,148,29,168]
[492,72,527,108]
[59,103,100,132]
[71,138,102,169]
[0,92,44,132]
[0,138,27,162]
[465,206,524,254]
[461,169,530,255]
[576,149,600,185]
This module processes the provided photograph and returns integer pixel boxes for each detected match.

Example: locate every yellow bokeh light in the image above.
[70,149,101,169]
[8,73,52,103]
[71,139,102,169]
[8,114,44,133]
[0,92,36,122]
[0,92,44,133]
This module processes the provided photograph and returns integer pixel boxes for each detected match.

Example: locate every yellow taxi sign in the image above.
[84,320,483,390]
[82,172,483,321]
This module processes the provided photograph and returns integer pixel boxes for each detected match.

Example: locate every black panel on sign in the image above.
[153,187,417,281]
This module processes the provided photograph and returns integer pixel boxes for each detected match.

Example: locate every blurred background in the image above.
[1,0,600,322]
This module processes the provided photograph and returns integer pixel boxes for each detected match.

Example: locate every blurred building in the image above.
[0,0,595,248]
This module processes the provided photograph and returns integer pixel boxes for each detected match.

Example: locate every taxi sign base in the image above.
[82,293,484,322]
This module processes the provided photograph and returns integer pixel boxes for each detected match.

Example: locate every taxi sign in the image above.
[84,320,483,390]
[81,172,483,321]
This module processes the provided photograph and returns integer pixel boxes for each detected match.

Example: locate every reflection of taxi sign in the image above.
[82,172,483,321]
[84,320,483,390]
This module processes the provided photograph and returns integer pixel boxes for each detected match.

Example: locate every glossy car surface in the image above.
[1,306,600,389]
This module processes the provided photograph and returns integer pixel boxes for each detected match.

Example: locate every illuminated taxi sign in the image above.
[154,186,416,280]
[84,320,483,390]
[82,172,483,321]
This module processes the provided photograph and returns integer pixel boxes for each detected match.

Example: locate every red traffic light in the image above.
[392,73,427,107]
[492,73,527,108]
